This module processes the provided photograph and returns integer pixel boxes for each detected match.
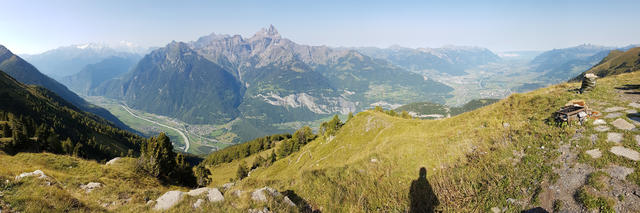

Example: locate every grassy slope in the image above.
[573,47,640,81]
[1,72,638,212]
[224,71,640,211]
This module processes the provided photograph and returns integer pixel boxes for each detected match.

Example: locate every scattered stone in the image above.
[636,135,640,146]
[610,146,640,161]
[607,132,624,143]
[612,118,636,130]
[627,109,639,114]
[187,187,224,202]
[590,134,598,143]
[629,102,640,109]
[222,182,234,191]
[283,196,296,207]
[606,165,635,180]
[503,122,510,128]
[248,207,271,213]
[231,190,243,197]
[593,119,606,125]
[605,112,624,119]
[154,191,185,211]
[207,188,224,202]
[370,158,378,163]
[252,187,280,202]
[594,125,611,132]
[585,149,602,159]
[193,199,205,209]
[105,157,121,165]
[604,107,627,112]
[506,198,517,204]
[146,200,155,206]
[15,170,47,181]
[491,207,501,213]
[80,182,102,193]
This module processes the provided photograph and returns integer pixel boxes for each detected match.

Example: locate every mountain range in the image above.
[90,26,454,141]
[355,45,501,76]
[0,45,128,129]
[21,42,147,79]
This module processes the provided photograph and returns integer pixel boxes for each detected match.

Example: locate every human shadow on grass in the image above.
[409,167,439,213]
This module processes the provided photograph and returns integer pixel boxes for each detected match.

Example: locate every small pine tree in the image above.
[252,155,265,169]
[61,138,74,154]
[236,161,249,180]
[401,110,411,119]
[194,165,211,186]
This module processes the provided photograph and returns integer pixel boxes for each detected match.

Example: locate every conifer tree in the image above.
[236,161,248,180]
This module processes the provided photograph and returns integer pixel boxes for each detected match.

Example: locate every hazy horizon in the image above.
[2,0,639,54]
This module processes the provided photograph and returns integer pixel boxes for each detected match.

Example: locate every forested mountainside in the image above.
[0,45,129,129]
[0,70,144,160]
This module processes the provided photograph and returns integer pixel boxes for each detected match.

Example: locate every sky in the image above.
[1,0,639,54]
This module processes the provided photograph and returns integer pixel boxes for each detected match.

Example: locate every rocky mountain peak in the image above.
[252,25,281,39]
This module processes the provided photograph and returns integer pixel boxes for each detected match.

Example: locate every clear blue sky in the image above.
[1,0,639,54]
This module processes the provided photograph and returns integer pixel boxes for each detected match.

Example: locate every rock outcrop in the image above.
[154,191,185,211]
[15,170,48,181]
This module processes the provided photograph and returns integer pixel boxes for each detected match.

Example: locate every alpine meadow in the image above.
[1,1,640,212]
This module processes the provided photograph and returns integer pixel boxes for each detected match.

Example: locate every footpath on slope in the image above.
[538,84,640,212]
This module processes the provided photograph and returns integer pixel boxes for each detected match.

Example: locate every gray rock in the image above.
[187,187,224,202]
[370,158,378,163]
[222,182,234,191]
[193,199,205,209]
[592,119,606,125]
[207,188,224,202]
[605,112,623,119]
[154,191,185,210]
[252,187,280,202]
[187,187,210,196]
[629,102,640,109]
[594,125,611,132]
[15,170,47,181]
[491,207,501,213]
[610,146,640,161]
[105,157,121,165]
[627,109,639,114]
[612,118,635,130]
[590,134,598,143]
[606,165,635,180]
[283,196,296,207]
[605,107,627,112]
[607,132,624,143]
[585,149,602,158]
[636,135,640,146]
[248,207,271,213]
[80,182,102,193]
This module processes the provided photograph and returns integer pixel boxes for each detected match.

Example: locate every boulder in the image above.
[222,182,235,191]
[607,132,623,143]
[627,109,638,114]
[154,191,185,211]
[611,118,635,130]
[636,135,640,146]
[248,207,271,213]
[252,187,280,202]
[80,182,102,193]
[105,157,121,165]
[585,149,602,159]
[629,102,640,109]
[187,187,224,202]
[610,146,640,161]
[207,188,224,202]
[283,196,296,207]
[15,170,47,181]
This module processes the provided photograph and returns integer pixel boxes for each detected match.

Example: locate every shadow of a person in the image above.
[409,167,439,213]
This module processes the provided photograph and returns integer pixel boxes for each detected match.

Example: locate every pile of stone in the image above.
[580,73,597,93]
